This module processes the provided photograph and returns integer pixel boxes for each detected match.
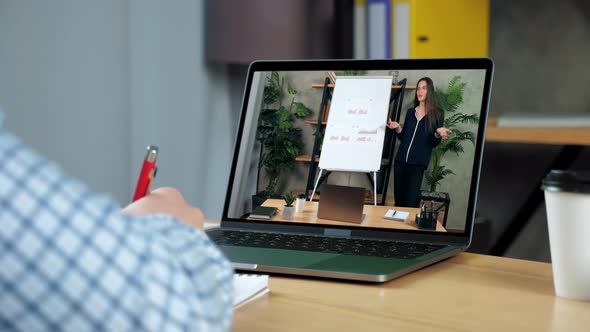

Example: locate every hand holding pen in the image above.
[124,145,206,230]
[132,145,158,202]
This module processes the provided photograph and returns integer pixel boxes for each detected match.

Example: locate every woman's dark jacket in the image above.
[394,107,443,167]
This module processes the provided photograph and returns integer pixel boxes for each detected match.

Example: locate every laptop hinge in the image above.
[324,228,351,237]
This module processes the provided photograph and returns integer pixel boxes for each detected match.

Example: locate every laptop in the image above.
[317,184,365,224]
[208,58,494,282]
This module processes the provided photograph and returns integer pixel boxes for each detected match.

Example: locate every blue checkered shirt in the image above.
[0,114,233,331]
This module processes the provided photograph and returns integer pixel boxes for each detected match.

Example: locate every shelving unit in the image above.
[302,77,331,199]
[485,116,590,145]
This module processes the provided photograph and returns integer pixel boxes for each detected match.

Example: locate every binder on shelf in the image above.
[353,0,368,59]
[367,0,391,59]
[392,0,411,59]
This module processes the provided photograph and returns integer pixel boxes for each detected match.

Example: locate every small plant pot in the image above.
[282,206,295,219]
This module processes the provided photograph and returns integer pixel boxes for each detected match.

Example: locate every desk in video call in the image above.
[259,199,446,232]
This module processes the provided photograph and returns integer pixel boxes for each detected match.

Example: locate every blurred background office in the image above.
[1,0,589,262]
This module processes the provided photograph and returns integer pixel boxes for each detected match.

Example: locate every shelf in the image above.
[485,116,590,145]
[311,83,416,89]
[295,155,320,162]
[304,120,328,125]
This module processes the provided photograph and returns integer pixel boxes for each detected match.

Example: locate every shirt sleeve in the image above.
[0,130,233,331]
[428,108,444,147]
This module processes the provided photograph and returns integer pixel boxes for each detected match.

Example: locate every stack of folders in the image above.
[233,274,269,308]
[384,209,409,221]
[248,206,278,220]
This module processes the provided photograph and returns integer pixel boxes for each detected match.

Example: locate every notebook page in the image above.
[233,274,269,308]
[384,209,410,221]
[204,220,220,230]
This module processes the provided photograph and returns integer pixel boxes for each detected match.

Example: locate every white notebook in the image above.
[384,209,409,221]
[204,221,220,230]
[233,274,269,308]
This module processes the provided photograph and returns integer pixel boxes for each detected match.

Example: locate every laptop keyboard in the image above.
[212,230,446,259]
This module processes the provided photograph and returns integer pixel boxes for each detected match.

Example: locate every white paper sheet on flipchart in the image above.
[319,76,393,172]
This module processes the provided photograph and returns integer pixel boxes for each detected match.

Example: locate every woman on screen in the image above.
[387,77,451,207]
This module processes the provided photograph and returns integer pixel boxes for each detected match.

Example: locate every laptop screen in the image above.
[223,59,493,237]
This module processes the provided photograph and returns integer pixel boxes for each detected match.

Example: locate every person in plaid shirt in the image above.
[0,112,233,331]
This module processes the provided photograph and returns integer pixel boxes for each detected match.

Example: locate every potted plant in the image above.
[282,192,296,219]
[253,72,311,208]
[424,75,479,193]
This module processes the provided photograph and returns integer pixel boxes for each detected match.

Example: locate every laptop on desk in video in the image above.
[208,58,494,282]
[317,184,365,224]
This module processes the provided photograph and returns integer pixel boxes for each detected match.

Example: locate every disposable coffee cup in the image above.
[541,170,590,301]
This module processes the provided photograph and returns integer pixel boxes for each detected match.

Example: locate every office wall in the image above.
[0,0,131,203]
[128,0,234,219]
[489,0,590,116]
[0,0,235,220]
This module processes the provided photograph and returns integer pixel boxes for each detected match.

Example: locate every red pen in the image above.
[132,145,158,202]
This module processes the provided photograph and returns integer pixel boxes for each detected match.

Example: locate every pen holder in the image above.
[415,211,438,230]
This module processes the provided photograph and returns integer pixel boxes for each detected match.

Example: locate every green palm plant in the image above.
[425,76,479,193]
[256,72,311,198]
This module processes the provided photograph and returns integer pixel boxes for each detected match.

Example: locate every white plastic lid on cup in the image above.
[541,170,590,194]
[541,170,590,301]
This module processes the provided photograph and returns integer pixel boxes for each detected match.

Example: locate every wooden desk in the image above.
[259,199,446,232]
[233,253,590,331]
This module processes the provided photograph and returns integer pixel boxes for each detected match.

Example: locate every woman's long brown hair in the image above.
[413,77,442,130]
